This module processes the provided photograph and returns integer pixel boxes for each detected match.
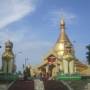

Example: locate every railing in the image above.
[0,73,19,81]
[55,73,81,80]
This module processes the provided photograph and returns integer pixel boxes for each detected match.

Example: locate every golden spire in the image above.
[54,18,73,57]
[60,17,65,30]
[57,17,71,43]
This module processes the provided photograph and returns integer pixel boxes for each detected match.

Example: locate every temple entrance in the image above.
[38,64,55,80]
[41,67,46,76]
[46,64,55,77]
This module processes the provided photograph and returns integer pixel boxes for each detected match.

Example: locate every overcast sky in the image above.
[0,0,90,71]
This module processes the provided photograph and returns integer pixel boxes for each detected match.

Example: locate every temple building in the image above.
[2,40,15,73]
[37,18,88,78]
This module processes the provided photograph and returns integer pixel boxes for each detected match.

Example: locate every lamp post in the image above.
[0,45,2,71]
[25,57,28,68]
[15,52,22,60]
[15,51,22,73]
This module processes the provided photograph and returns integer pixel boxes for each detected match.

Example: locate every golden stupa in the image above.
[36,18,88,78]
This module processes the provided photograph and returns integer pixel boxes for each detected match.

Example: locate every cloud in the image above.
[0,27,52,70]
[49,9,77,26]
[17,41,52,52]
[0,0,36,29]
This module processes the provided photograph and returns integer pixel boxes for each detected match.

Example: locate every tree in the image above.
[86,44,90,64]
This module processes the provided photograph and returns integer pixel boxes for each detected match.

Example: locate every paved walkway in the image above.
[61,80,73,90]
[0,84,8,90]
[34,79,45,90]
[8,80,34,90]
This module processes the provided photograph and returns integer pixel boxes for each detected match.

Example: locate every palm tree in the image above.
[86,44,90,64]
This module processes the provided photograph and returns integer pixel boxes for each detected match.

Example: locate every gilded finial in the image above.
[61,16,65,24]
[60,16,65,30]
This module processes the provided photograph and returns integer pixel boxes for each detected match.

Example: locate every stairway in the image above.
[44,80,69,90]
[8,79,70,90]
[8,80,34,90]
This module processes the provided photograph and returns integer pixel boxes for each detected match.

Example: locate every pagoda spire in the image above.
[57,17,71,43]
[54,18,73,57]
[60,17,65,30]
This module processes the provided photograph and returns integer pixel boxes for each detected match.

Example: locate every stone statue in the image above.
[2,40,15,74]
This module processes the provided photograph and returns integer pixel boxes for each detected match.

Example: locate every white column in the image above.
[46,65,49,73]
[60,61,63,71]
[52,67,57,77]
[69,60,74,74]
[63,60,68,74]
[75,64,77,72]
[55,59,58,73]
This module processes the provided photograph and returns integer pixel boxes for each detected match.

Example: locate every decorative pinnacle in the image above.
[60,17,65,30]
